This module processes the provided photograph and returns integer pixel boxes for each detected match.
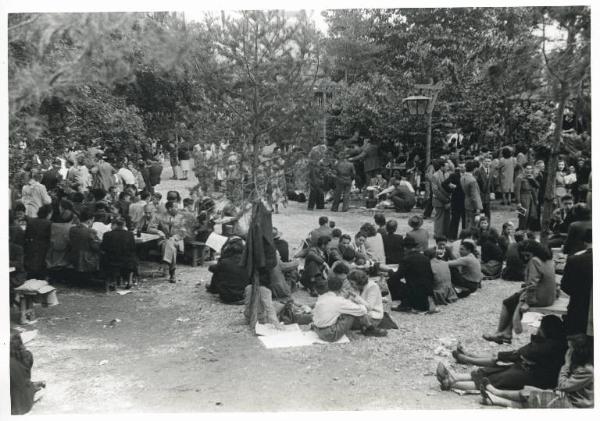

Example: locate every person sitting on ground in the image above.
[100,217,137,290]
[433,235,453,261]
[479,230,504,279]
[329,260,352,298]
[309,216,332,247]
[389,176,416,212]
[548,194,575,249]
[269,227,289,263]
[498,221,516,258]
[483,240,556,344]
[475,216,499,240]
[437,315,567,394]
[300,235,330,296]
[347,269,384,326]
[479,333,593,408]
[327,228,343,264]
[447,228,476,260]
[382,219,404,265]
[424,248,458,305]
[374,213,387,235]
[312,272,387,342]
[387,236,436,313]
[361,222,386,263]
[447,240,483,298]
[405,215,429,252]
[370,173,388,191]
[353,231,371,265]
[501,230,527,282]
[10,332,46,415]
[208,236,248,304]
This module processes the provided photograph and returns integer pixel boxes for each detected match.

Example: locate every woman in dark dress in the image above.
[436,315,567,392]
[24,204,53,279]
[479,231,504,279]
[10,332,45,415]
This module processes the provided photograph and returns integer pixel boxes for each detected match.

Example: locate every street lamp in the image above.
[403,83,443,166]
[314,80,338,144]
[402,95,431,116]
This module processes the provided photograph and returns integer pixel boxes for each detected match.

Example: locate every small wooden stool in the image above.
[183,241,208,267]
[15,288,56,324]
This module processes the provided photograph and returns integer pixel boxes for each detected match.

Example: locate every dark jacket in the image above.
[563,220,592,255]
[148,163,163,186]
[209,253,249,303]
[335,159,356,185]
[68,224,101,272]
[301,247,327,287]
[389,250,434,311]
[10,355,35,415]
[561,249,593,336]
[24,217,52,273]
[443,171,465,211]
[41,168,62,192]
[100,228,137,271]
[497,334,567,390]
[274,238,289,262]
[382,232,404,264]
[474,167,493,204]
[480,240,503,263]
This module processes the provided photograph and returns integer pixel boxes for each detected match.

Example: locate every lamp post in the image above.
[402,82,443,166]
[314,80,338,144]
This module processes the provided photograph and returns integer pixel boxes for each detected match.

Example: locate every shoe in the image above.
[392,305,411,312]
[482,333,512,344]
[436,362,450,390]
[479,378,494,406]
[169,278,176,284]
[362,326,387,337]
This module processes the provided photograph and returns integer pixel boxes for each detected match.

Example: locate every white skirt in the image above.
[180,159,192,171]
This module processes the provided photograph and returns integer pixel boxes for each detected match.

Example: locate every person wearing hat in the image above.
[387,236,436,313]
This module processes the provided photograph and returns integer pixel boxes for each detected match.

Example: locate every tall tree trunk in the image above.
[540,81,569,246]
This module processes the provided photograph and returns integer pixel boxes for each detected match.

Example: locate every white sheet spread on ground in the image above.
[522,311,544,328]
[256,323,350,349]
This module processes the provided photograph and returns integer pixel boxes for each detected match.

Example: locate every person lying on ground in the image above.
[478,333,593,408]
[447,240,483,298]
[424,247,458,305]
[387,236,437,313]
[483,240,556,344]
[312,273,387,342]
[437,315,567,393]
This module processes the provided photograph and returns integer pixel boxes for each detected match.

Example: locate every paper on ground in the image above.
[522,311,543,328]
[205,232,228,252]
[116,290,133,295]
[255,322,301,336]
[21,330,38,344]
[258,328,349,349]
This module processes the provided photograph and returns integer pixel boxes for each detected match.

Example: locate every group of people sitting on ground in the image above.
[435,223,593,408]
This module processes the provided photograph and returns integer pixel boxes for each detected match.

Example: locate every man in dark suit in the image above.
[382,219,404,264]
[563,204,592,255]
[40,159,63,193]
[561,229,592,336]
[431,159,451,238]
[474,156,493,221]
[101,217,137,290]
[461,160,483,230]
[387,236,435,312]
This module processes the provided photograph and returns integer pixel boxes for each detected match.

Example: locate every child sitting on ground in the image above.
[405,215,429,252]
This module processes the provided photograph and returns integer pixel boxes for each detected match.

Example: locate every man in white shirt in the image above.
[312,275,387,342]
[117,162,137,187]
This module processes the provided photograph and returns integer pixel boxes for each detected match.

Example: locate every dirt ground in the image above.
[14,166,536,414]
